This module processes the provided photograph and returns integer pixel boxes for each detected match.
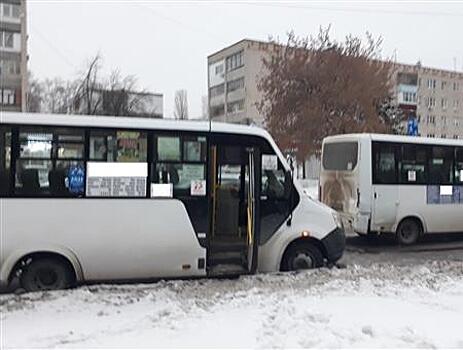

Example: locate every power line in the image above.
[237,2,463,17]
[29,22,78,71]
[132,3,222,40]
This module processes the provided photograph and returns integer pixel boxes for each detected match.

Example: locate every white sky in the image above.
[28,0,463,119]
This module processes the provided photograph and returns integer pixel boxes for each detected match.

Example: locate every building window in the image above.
[226,50,244,72]
[209,84,225,98]
[454,100,460,110]
[426,97,436,108]
[227,99,245,114]
[215,64,224,75]
[0,31,14,48]
[441,81,447,90]
[12,4,20,18]
[227,77,244,93]
[1,4,20,18]
[0,59,20,75]
[427,79,436,89]
[0,89,15,105]
[210,104,224,117]
[402,91,416,103]
[441,98,448,110]
[454,82,460,91]
[2,3,11,17]
[426,115,435,124]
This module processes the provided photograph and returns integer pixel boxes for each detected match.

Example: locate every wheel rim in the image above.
[291,251,315,270]
[35,268,59,289]
[399,223,417,243]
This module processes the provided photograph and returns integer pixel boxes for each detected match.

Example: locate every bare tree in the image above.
[201,95,209,120]
[27,53,156,117]
[174,89,189,120]
[27,74,77,114]
[73,54,103,115]
[26,72,43,113]
[258,27,404,164]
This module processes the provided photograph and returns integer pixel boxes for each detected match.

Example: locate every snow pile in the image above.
[2,261,463,348]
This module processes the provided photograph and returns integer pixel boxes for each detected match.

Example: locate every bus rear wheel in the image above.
[396,218,422,245]
[281,242,324,271]
[20,258,74,292]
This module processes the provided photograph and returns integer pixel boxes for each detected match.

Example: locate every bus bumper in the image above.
[321,227,346,263]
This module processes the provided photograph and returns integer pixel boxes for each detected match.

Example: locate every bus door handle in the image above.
[356,188,360,207]
[374,192,377,199]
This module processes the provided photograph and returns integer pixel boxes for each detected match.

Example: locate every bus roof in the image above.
[323,133,463,147]
[0,112,271,139]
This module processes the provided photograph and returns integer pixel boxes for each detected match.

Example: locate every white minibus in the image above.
[0,112,344,291]
[320,133,463,245]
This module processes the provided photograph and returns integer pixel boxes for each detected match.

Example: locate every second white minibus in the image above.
[0,112,345,292]
[320,133,463,245]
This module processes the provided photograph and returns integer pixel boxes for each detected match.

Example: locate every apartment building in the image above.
[208,39,274,126]
[0,0,27,112]
[208,39,463,139]
[393,63,463,139]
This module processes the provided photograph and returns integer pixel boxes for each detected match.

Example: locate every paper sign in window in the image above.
[440,185,453,196]
[408,170,416,182]
[86,162,147,197]
[191,180,207,196]
[151,183,173,198]
[262,155,278,170]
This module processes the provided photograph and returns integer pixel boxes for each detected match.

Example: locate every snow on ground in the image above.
[2,261,463,348]
[298,178,319,199]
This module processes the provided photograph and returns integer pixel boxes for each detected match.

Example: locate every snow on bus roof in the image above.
[0,112,271,139]
[323,133,463,147]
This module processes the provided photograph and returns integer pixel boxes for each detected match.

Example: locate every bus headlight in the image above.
[332,212,343,229]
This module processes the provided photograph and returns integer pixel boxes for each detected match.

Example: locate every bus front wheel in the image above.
[281,242,324,271]
[20,257,74,292]
[396,218,422,245]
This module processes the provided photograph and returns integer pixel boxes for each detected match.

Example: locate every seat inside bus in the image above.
[20,169,41,195]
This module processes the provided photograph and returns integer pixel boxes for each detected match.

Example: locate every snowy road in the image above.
[2,260,463,348]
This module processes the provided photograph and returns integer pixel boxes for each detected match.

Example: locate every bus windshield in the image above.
[322,142,358,171]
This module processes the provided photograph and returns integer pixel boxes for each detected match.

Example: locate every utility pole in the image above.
[20,0,28,112]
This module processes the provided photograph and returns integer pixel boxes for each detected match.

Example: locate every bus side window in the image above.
[15,127,86,197]
[15,128,53,196]
[428,146,454,185]
[373,142,398,184]
[399,144,427,184]
[0,127,12,196]
[260,154,295,244]
[456,148,463,184]
[89,130,147,162]
[151,135,207,197]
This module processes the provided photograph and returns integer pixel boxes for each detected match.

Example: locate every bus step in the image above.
[209,251,245,266]
[208,264,249,276]
[209,241,247,253]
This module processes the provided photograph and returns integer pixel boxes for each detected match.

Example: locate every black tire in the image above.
[281,242,324,271]
[20,258,74,292]
[396,218,422,245]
